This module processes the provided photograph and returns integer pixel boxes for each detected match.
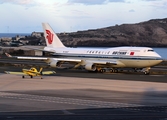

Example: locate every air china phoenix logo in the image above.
[130,52,134,55]
[46,30,54,44]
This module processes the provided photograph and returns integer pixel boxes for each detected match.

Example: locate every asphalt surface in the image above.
[0,74,167,120]
[1,65,167,83]
[0,59,167,120]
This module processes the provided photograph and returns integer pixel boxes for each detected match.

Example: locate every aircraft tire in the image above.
[110,69,113,73]
[114,69,118,73]
[144,71,149,75]
[22,76,24,78]
[30,75,33,78]
[100,69,106,73]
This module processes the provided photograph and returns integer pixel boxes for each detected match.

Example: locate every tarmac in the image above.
[0,58,167,120]
[0,67,167,120]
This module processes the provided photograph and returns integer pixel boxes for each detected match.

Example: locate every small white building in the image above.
[31,32,43,38]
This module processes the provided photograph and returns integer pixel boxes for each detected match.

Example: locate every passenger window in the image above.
[147,49,154,52]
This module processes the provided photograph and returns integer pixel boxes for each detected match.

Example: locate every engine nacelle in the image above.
[49,60,61,68]
[85,63,96,71]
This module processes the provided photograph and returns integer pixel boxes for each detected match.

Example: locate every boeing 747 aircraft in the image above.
[6,23,163,75]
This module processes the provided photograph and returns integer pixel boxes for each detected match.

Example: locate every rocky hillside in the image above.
[57,18,167,47]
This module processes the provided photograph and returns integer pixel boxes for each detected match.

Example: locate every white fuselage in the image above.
[44,46,162,68]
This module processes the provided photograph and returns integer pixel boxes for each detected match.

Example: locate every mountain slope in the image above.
[58,18,167,47]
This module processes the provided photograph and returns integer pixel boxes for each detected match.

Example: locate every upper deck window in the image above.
[147,49,154,52]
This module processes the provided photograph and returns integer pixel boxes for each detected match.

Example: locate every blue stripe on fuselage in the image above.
[52,53,162,60]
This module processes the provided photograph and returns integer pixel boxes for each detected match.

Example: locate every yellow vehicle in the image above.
[5,67,56,79]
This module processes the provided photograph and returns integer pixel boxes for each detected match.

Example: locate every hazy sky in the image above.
[0,0,167,33]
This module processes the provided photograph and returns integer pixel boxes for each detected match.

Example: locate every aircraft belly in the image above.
[95,60,126,67]
[76,58,161,68]
[120,59,162,68]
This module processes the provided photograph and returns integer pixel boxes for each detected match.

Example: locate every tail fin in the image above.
[42,23,65,48]
[39,68,43,75]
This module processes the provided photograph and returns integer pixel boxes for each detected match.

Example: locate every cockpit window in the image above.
[147,49,154,52]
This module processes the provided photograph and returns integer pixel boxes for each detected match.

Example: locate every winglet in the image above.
[5,53,12,57]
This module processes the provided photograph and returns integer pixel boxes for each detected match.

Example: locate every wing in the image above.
[5,53,122,68]
[5,53,80,62]
[5,71,27,75]
[42,71,56,75]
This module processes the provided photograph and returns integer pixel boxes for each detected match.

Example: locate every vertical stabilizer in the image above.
[39,68,43,73]
[42,23,65,48]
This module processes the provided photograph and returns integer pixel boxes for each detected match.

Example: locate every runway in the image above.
[0,69,167,120]
[1,65,167,83]
[0,57,167,120]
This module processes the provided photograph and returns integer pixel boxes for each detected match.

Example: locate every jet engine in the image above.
[85,63,96,71]
[49,61,61,68]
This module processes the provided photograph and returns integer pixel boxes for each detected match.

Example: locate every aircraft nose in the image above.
[157,54,161,58]
[155,52,162,59]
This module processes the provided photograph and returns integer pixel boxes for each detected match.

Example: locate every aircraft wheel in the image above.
[144,71,149,75]
[22,76,25,78]
[30,75,33,78]
[100,69,106,73]
[114,69,118,73]
[110,69,113,73]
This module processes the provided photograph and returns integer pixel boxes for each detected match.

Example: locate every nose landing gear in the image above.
[142,67,150,75]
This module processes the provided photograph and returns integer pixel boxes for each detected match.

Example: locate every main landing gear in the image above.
[96,68,118,73]
[95,67,150,75]
[22,75,43,79]
[109,68,118,73]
